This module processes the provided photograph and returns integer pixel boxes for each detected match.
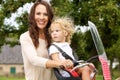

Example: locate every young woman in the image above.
[19,1,72,80]
[48,16,96,80]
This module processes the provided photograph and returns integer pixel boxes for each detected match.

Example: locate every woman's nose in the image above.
[39,14,44,19]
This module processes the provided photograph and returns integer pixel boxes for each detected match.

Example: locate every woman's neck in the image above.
[39,29,45,40]
[39,33,45,39]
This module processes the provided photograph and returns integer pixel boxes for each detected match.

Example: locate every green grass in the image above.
[0,72,119,80]
[96,69,120,80]
[0,75,103,80]
[96,75,103,80]
[0,76,25,80]
[112,69,120,79]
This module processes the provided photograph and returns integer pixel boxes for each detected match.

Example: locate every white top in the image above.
[49,42,75,60]
[49,42,75,77]
[19,31,57,80]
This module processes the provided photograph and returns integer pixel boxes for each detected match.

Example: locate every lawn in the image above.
[0,76,25,80]
[0,73,118,80]
[0,75,103,80]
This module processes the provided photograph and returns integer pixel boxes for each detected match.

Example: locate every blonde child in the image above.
[48,16,95,80]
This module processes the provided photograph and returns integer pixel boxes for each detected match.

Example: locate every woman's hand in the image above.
[59,59,74,69]
[46,59,73,69]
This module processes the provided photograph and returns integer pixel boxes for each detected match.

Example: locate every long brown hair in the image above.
[28,0,54,48]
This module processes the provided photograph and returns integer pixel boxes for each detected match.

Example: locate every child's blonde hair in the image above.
[50,16,75,43]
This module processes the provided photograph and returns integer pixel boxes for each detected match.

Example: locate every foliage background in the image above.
[0,0,120,79]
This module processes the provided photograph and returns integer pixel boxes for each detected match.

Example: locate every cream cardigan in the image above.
[19,31,56,80]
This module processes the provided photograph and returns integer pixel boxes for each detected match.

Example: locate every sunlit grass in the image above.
[0,75,103,80]
[0,70,119,80]
[0,76,25,80]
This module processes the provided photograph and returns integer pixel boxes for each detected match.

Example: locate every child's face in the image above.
[50,23,68,43]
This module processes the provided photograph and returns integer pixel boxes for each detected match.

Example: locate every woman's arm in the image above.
[46,59,63,68]
[20,32,49,68]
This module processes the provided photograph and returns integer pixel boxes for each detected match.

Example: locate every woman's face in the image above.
[35,4,49,30]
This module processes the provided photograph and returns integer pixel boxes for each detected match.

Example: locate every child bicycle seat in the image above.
[51,44,97,80]
[53,68,81,80]
[66,69,79,77]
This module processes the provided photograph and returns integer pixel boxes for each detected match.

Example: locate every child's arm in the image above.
[50,52,61,62]
[50,52,73,69]
[49,46,73,69]
[50,52,66,68]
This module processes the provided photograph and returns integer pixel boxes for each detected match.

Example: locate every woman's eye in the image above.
[44,13,48,16]
[36,12,41,15]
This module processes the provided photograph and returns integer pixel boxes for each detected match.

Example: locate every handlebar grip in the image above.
[72,60,79,66]
[86,55,98,62]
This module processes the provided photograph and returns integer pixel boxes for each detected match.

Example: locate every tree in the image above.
[0,0,35,50]
[51,0,74,17]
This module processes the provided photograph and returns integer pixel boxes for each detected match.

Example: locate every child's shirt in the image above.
[49,42,75,77]
[49,42,75,60]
